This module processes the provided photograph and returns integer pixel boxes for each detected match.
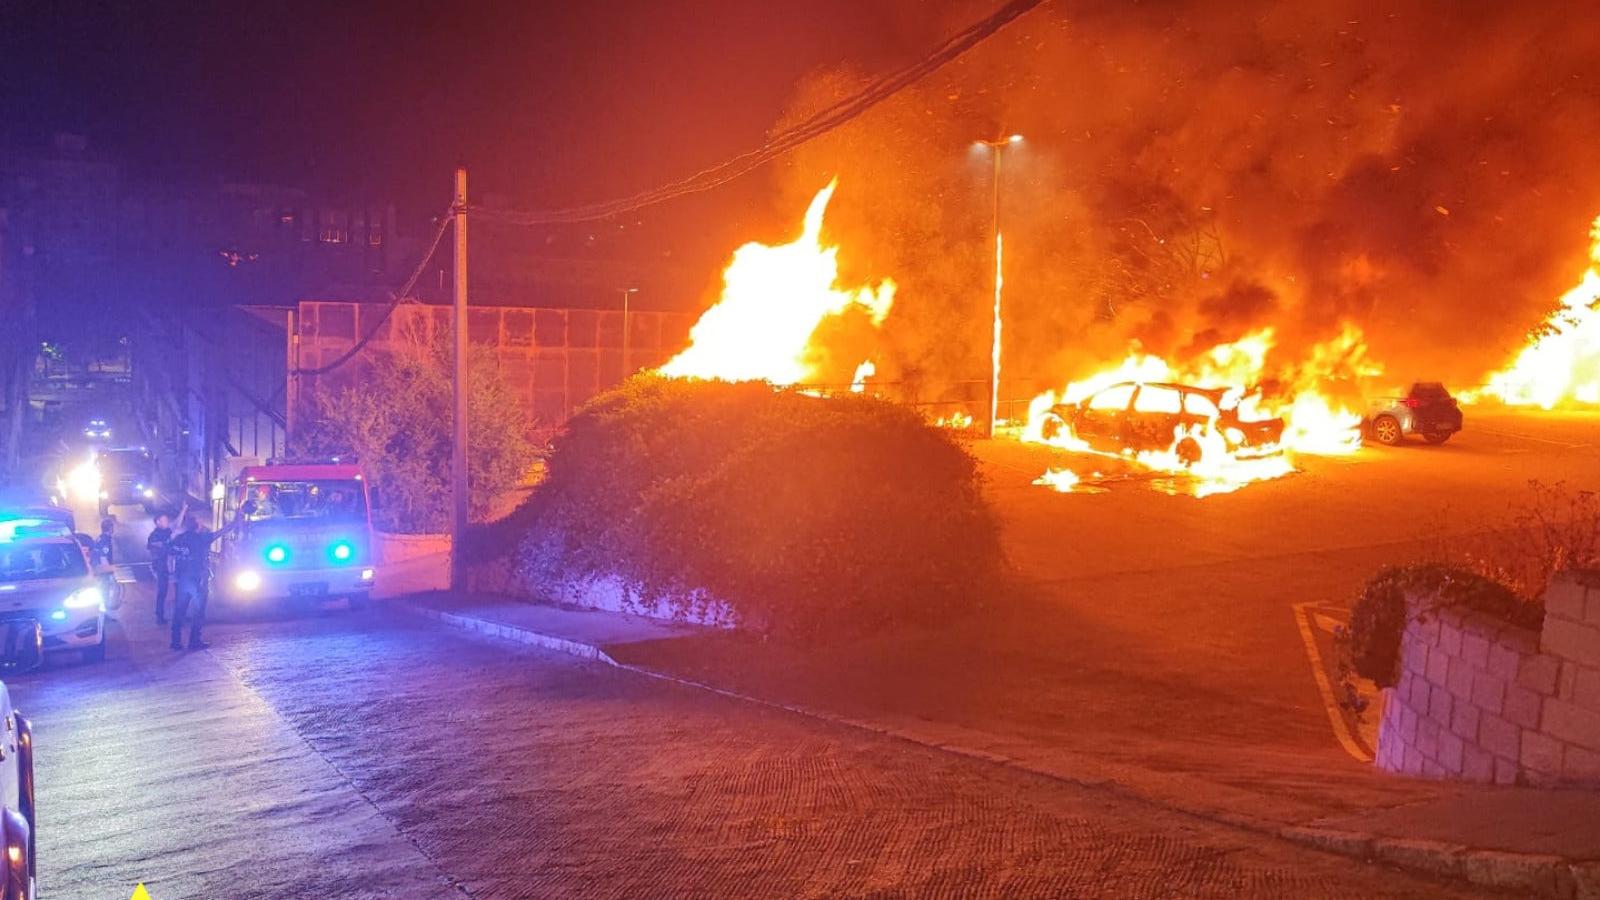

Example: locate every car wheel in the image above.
[1371,415,1403,446]
[81,632,106,663]
[1176,436,1203,466]
[1040,414,1064,441]
[1424,432,1451,445]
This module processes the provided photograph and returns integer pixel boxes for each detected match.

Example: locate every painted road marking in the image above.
[1291,602,1372,763]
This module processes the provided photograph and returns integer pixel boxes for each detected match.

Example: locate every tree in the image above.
[293,342,536,533]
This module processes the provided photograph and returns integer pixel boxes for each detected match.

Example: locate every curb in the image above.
[409,601,1600,899]
[405,603,619,666]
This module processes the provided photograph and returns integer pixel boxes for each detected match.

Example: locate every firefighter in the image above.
[167,505,247,651]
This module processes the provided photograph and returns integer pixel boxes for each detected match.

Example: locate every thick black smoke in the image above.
[773,0,1600,396]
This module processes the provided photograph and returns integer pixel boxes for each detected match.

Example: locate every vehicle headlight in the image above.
[360,568,375,582]
[329,541,354,562]
[142,488,155,499]
[63,585,104,610]
[234,570,262,592]
[265,544,289,564]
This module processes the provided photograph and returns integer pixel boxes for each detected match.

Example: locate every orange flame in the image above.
[1475,216,1600,408]
[659,180,893,386]
[1022,326,1374,496]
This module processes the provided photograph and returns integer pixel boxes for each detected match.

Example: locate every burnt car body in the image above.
[1038,381,1285,464]
[1364,382,1463,446]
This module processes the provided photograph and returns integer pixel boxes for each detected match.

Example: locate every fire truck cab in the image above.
[213,459,377,607]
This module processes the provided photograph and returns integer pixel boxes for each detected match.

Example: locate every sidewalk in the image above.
[402,591,1600,899]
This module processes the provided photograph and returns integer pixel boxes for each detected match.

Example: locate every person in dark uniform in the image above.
[92,517,116,566]
[146,511,176,624]
[167,507,246,651]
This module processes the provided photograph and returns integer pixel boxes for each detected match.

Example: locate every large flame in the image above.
[658,180,893,385]
[1476,216,1600,408]
[1022,326,1374,496]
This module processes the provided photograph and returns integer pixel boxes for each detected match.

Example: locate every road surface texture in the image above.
[622,409,1600,823]
[11,589,1501,899]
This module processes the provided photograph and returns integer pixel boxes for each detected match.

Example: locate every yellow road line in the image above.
[1292,602,1372,763]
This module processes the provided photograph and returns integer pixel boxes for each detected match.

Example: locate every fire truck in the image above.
[212,459,377,607]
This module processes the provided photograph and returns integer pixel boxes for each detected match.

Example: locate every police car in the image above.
[0,517,109,666]
[0,680,35,898]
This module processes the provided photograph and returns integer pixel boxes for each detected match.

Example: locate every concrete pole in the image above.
[450,168,470,590]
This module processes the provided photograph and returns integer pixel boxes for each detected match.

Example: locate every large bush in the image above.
[295,344,536,533]
[517,375,1002,641]
[1348,563,1540,688]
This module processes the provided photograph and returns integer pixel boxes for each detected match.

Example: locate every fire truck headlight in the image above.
[329,541,354,563]
[234,570,263,592]
[265,544,289,565]
[63,585,104,610]
[360,568,375,582]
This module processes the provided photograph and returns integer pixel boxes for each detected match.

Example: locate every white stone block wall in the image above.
[1376,570,1600,787]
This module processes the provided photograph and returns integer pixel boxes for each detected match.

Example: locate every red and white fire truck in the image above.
[212,459,377,606]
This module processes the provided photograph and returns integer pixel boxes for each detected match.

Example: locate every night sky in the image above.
[1,0,919,213]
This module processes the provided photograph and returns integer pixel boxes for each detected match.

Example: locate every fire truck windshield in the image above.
[241,480,367,522]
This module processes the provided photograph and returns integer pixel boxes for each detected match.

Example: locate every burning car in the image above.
[1364,382,1464,446]
[1036,381,1285,465]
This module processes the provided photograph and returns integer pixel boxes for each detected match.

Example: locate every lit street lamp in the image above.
[974,134,1022,438]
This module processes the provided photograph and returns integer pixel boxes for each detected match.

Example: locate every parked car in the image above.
[1038,381,1285,464]
[0,680,35,899]
[1364,382,1464,446]
[0,517,111,665]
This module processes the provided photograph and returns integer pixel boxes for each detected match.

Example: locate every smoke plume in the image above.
[772,0,1600,397]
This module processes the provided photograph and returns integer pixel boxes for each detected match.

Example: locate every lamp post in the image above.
[975,133,1022,438]
[620,287,639,371]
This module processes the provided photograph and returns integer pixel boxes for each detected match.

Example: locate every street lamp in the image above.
[619,288,640,370]
[974,133,1022,438]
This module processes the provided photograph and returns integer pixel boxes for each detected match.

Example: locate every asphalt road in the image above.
[9,581,1501,899]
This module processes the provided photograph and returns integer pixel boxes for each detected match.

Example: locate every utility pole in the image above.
[620,287,639,372]
[450,168,469,590]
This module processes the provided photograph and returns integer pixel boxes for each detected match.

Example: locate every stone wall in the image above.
[1376,570,1600,786]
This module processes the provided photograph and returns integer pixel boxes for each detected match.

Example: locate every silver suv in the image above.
[1364,382,1464,446]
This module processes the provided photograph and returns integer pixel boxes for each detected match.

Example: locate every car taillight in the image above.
[1403,398,1422,408]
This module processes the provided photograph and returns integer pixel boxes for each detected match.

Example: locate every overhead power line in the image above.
[273,206,454,392]
[474,0,1044,226]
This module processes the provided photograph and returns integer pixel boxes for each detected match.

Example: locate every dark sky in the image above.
[0,0,919,213]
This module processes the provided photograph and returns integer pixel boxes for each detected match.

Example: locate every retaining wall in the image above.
[1377,570,1600,787]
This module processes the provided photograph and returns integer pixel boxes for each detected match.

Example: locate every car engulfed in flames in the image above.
[1036,381,1285,465]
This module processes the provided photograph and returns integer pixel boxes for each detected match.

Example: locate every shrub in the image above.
[1437,481,1600,601]
[294,343,536,533]
[1348,563,1539,688]
[517,374,1002,641]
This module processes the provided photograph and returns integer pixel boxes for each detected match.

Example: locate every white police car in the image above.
[0,680,35,898]
[0,518,108,665]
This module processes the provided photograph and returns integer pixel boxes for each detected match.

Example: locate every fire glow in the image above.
[1023,327,1373,497]
[1476,216,1600,409]
[658,180,893,386]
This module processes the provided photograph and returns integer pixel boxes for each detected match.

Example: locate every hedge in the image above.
[513,375,1002,641]
[1348,563,1543,688]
